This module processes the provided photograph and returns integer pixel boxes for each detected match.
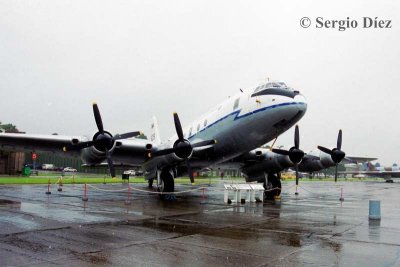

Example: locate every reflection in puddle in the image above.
[20,202,116,223]
[0,199,21,209]
[368,219,381,241]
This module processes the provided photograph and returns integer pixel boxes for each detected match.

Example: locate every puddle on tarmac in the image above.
[126,218,271,240]
[127,219,212,236]
[275,232,302,247]
[0,213,39,230]
[0,199,21,208]
[19,202,117,223]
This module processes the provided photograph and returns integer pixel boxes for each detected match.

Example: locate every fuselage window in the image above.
[233,98,240,110]
[204,119,207,127]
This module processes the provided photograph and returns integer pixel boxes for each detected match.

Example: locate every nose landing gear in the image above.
[157,169,176,201]
[262,173,282,201]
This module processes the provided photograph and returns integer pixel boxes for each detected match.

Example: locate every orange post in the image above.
[82,183,88,201]
[125,185,132,205]
[57,177,63,192]
[200,188,206,205]
[339,188,344,201]
[45,178,51,195]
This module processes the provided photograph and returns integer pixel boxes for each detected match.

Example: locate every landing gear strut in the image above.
[158,169,176,201]
[148,178,154,188]
[263,173,282,200]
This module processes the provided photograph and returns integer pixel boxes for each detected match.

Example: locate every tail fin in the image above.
[367,162,376,171]
[150,116,161,145]
[361,162,369,171]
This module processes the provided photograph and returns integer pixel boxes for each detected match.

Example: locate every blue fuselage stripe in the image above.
[188,101,306,140]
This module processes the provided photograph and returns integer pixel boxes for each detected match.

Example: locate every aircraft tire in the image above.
[264,173,282,200]
[158,170,176,201]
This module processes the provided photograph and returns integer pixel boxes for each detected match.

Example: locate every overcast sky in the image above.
[0,0,399,165]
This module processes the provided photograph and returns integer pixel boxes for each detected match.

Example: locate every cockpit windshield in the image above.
[253,81,288,93]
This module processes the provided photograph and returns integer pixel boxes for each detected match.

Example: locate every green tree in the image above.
[0,122,19,133]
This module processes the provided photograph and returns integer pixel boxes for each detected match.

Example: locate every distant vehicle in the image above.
[123,170,136,175]
[63,167,77,172]
[24,163,42,170]
[42,164,55,170]
[135,170,144,176]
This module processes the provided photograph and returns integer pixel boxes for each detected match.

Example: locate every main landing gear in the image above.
[261,173,282,200]
[157,169,176,201]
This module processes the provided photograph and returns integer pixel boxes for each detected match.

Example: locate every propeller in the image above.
[150,112,217,183]
[272,125,304,187]
[63,103,142,178]
[317,129,346,182]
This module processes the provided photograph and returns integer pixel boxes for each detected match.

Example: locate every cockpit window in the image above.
[277,82,287,87]
[253,82,287,93]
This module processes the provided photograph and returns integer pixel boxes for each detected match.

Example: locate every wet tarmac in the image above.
[1,180,400,266]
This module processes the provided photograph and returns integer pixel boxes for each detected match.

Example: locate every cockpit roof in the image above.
[254,81,288,93]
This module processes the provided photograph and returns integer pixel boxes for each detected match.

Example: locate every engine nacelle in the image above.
[241,149,293,182]
[298,152,334,173]
[80,146,109,165]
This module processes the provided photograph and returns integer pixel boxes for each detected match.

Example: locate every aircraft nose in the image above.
[294,93,307,111]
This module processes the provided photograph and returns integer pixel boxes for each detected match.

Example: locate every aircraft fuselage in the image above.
[143,83,307,177]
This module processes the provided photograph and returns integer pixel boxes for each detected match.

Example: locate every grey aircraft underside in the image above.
[0,81,347,200]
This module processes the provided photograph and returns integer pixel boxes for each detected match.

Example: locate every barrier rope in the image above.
[130,186,207,195]
[298,184,344,197]
[81,183,281,195]
[86,184,129,192]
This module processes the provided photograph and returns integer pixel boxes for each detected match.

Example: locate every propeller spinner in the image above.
[317,129,346,182]
[63,103,142,178]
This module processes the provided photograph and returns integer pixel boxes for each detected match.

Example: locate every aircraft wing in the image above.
[0,132,152,164]
[343,156,378,163]
[0,133,83,156]
[340,170,400,176]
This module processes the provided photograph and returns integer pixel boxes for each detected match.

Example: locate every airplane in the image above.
[0,81,347,200]
[340,162,400,182]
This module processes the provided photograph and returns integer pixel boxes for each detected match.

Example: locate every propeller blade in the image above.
[295,164,299,186]
[105,148,116,178]
[186,160,194,184]
[335,164,338,182]
[337,129,342,151]
[92,103,104,134]
[192,139,217,148]
[272,149,290,156]
[317,146,333,155]
[151,148,176,157]
[294,125,299,149]
[113,131,142,140]
[64,140,95,151]
[173,113,184,141]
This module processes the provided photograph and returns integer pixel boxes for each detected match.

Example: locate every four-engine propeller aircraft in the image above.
[0,81,347,200]
[341,162,400,182]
